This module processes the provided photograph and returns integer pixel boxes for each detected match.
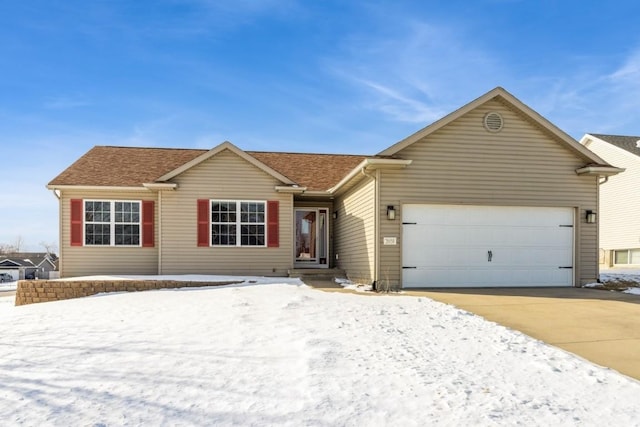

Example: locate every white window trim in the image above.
[84,200,142,247]
[210,200,267,248]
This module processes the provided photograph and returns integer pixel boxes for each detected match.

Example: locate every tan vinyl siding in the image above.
[334,176,376,283]
[584,138,640,252]
[59,189,158,277]
[379,99,598,287]
[160,148,292,276]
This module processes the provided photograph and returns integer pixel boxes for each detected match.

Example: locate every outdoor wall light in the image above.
[332,211,338,220]
[387,205,396,220]
[586,210,597,224]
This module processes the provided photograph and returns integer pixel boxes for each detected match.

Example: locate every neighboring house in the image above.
[0,252,58,280]
[580,134,640,267]
[48,87,621,289]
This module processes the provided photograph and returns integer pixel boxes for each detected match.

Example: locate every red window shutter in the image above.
[142,201,155,247]
[197,199,210,247]
[267,200,279,248]
[70,199,83,246]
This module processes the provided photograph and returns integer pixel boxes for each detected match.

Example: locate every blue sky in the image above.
[2,0,640,251]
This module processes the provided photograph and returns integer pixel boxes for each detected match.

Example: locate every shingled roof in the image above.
[247,151,365,191]
[49,146,206,187]
[590,134,640,157]
[49,145,368,191]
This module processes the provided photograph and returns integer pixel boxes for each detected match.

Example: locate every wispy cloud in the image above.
[522,48,640,137]
[43,95,91,110]
[325,19,505,124]
[348,77,444,123]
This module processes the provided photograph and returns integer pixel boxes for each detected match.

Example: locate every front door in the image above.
[295,208,329,267]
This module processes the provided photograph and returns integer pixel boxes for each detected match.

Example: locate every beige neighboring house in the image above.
[580,134,640,268]
[48,87,621,289]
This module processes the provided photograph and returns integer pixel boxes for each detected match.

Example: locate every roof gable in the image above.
[157,141,297,185]
[378,87,609,166]
[586,134,640,157]
[48,143,369,191]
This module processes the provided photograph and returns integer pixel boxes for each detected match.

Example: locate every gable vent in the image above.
[483,112,504,132]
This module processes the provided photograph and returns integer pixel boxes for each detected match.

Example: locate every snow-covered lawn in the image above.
[595,269,640,295]
[0,280,17,291]
[1,278,639,426]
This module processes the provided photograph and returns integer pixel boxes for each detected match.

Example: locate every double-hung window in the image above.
[211,201,265,247]
[85,200,141,246]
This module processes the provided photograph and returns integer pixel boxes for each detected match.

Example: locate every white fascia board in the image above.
[46,185,150,192]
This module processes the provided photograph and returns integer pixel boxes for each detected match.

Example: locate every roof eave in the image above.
[329,158,412,194]
[275,186,308,194]
[47,185,150,191]
[143,182,178,190]
[575,166,625,176]
[296,190,333,198]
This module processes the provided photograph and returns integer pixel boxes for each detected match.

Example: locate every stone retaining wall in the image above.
[15,279,241,306]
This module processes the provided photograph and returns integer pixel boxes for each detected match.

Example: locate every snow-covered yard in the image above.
[1,278,639,426]
[594,269,640,295]
[0,280,17,292]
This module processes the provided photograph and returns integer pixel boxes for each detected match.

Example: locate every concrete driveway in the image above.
[407,288,640,381]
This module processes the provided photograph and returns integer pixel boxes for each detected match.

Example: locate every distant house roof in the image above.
[0,252,57,269]
[589,134,640,157]
[48,145,368,191]
[0,257,34,267]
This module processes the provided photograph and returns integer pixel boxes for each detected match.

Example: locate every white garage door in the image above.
[402,205,574,288]
[0,269,19,281]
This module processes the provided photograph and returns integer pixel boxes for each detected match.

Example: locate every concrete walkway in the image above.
[408,288,640,381]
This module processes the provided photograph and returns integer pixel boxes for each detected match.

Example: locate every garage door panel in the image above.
[402,205,574,288]
[404,267,573,288]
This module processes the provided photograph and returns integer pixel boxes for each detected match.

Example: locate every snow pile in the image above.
[0,279,639,425]
[334,277,373,292]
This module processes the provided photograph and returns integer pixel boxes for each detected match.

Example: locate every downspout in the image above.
[54,189,63,277]
[361,167,378,289]
[595,175,610,280]
[158,190,163,275]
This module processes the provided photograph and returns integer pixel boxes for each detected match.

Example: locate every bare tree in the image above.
[40,241,59,256]
[0,236,24,254]
[11,236,23,252]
